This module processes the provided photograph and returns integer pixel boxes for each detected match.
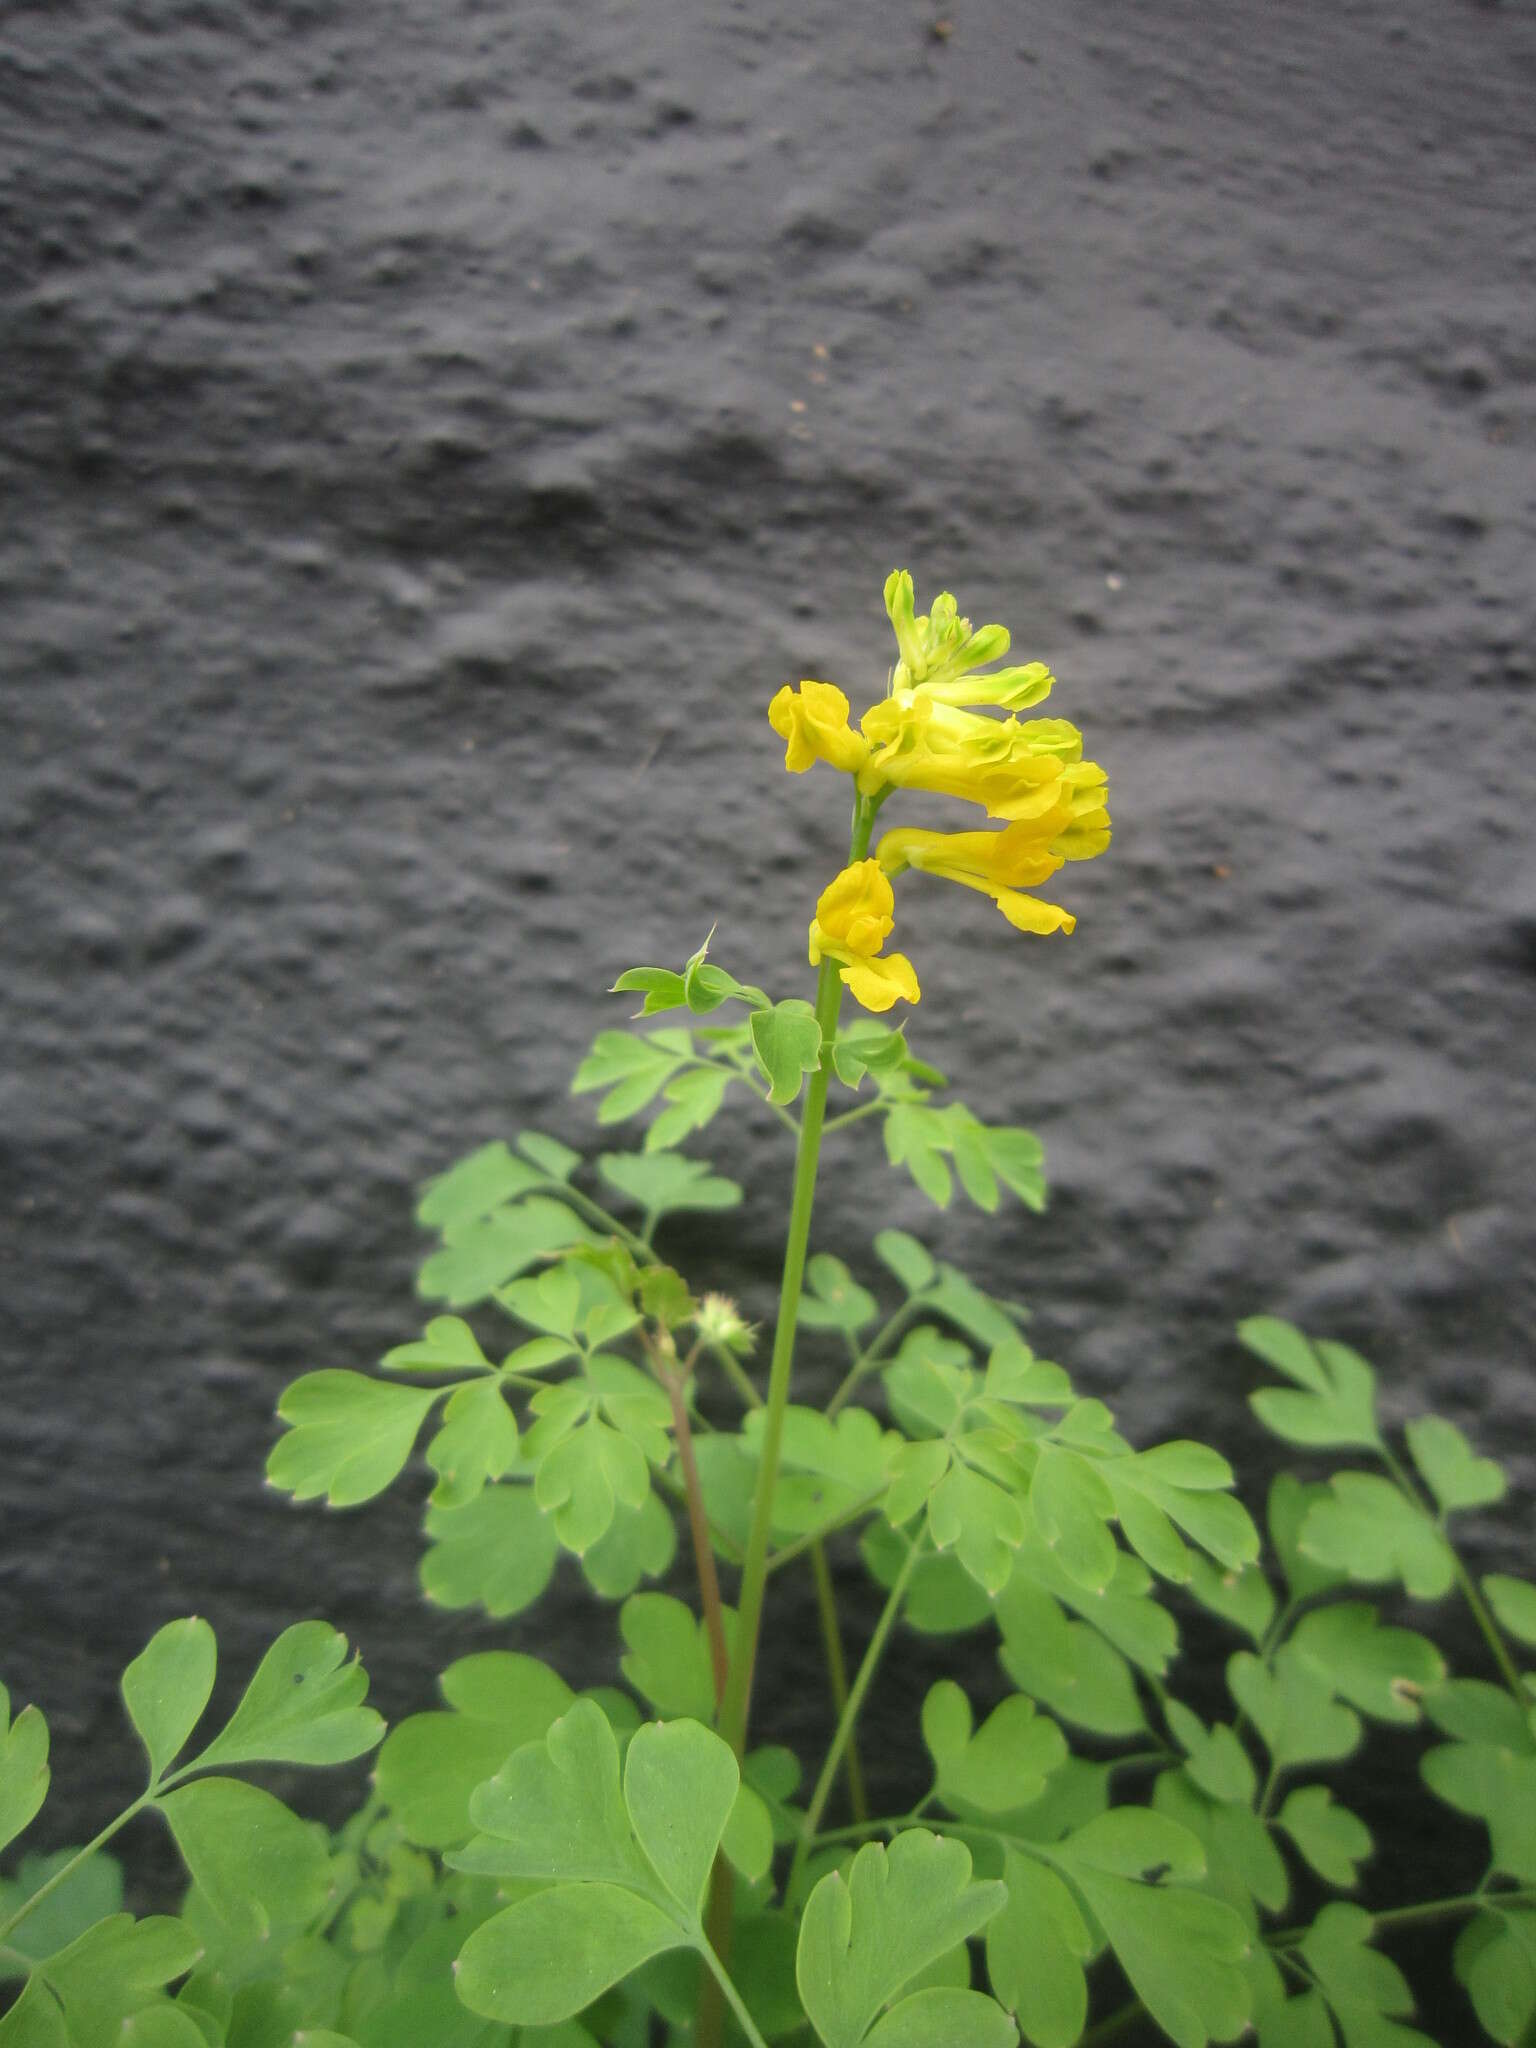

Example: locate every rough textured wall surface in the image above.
[3,0,1534,2028]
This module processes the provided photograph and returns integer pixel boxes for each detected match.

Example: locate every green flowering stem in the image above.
[699,796,877,2048]
[717,786,877,1762]
[788,1528,926,1897]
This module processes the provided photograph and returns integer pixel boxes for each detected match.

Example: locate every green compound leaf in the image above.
[1299,1902,1437,2048]
[873,1229,936,1296]
[156,1778,331,1941]
[424,1379,519,1510]
[267,1371,441,1508]
[795,1830,1008,2048]
[1241,1318,1380,1450]
[9,1915,203,2048]
[0,1687,50,1858]
[619,1594,723,1724]
[920,1682,1068,1815]
[416,1141,544,1231]
[454,1703,742,2027]
[1422,1742,1536,1880]
[1054,1821,1250,2048]
[798,1253,879,1333]
[121,1619,217,1783]
[598,1151,742,1220]
[1456,1906,1536,2048]
[380,1315,493,1376]
[1289,1603,1445,1724]
[1298,1473,1456,1600]
[750,999,824,1107]
[1404,1414,1506,1514]
[418,1195,600,1307]
[421,1481,560,1617]
[1276,1785,1373,1888]
[456,1883,681,2027]
[1227,1645,1360,1773]
[189,1621,382,1771]
[986,1848,1090,2048]
[1485,1575,1536,1649]
[375,1652,574,1849]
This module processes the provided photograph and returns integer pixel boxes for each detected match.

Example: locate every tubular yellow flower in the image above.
[877,823,1079,935]
[859,695,1080,821]
[807,860,920,1013]
[767,680,872,776]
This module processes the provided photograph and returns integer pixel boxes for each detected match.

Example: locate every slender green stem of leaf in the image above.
[0,1794,154,1942]
[811,1797,935,1848]
[809,1537,867,1822]
[1257,1760,1282,1821]
[789,1529,926,1895]
[822,1099,888,1136]
[764,1489,886,1575]
[532,1179,653,1259]
[824,1299,925,1420]
[680,1052,801,1137]
[1448,1548,1525,1699]
[696,1936,772,2048]
[706,1337,764,1411]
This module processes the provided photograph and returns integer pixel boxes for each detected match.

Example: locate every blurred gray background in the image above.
[3,0,1533,2021]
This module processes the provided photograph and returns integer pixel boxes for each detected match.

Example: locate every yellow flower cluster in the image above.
[768,572,1111,1011]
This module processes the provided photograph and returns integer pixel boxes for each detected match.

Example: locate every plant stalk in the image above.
[809,1536,868,1821]
[788,1529,925,1894]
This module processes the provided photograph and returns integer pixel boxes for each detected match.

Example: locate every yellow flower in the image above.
[767,680,872,776]
[876,824,1076,934]
[808,860,920,1012]
[859,695,1088,822]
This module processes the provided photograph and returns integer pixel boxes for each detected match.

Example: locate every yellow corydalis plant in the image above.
[767,570,1111,1008]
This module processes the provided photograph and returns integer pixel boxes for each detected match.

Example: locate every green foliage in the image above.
[12,892,1533,2048]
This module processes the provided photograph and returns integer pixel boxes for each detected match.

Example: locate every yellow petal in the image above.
[993,889,1076,936]
[838,950,921,1012]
